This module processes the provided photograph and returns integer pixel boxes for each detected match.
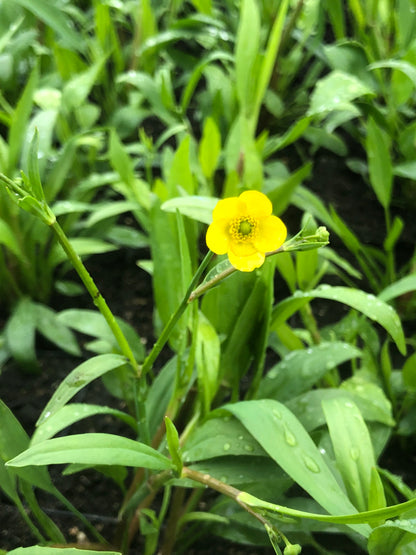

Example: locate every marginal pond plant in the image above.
[1,130,416,555]
[1,1,416,555]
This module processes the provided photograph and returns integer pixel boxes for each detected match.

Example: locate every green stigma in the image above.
[238,220,253,236]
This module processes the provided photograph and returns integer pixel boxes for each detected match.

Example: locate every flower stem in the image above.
[140,251,213,376]
[181,467,274,529]
[50,220,140,375]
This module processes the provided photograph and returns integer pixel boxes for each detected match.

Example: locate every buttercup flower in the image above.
[206,190,287,272]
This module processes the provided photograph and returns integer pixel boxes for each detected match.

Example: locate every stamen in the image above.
[230,216,257,241]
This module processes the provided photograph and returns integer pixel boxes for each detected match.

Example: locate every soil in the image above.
[1,155,415,554]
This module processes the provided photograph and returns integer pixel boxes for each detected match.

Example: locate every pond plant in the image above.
[1,1,416,555]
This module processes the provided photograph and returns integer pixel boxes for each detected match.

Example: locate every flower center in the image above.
[230,216,257,241]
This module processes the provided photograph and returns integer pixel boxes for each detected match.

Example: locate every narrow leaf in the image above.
[272,285,406,354]
[7,545,121,554]
[322,398,376,512]
[7,433,173,471]
[226,399,371,537]
[366,116,393,209]
[257,342,362,401]
[37,354,127,425]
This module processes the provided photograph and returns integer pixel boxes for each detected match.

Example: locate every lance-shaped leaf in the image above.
[7,433,173,471]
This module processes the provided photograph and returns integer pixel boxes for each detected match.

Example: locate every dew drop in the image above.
[223,443,231,451]
[238,435,244,441]
[302,454,320,473]
[284,427,297,447]
[220,475,228,483]
[244,444,254,453]
[350,446,360,461]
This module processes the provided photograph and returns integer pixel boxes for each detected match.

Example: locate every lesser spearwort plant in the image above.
[1,134,416,555]
[1,1,416,555]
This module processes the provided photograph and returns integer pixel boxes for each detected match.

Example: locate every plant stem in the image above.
[181,467,273,529]
[384,207,395,285]
[50,220,140,375]
[140,251,214,376]
[159,487,186,555]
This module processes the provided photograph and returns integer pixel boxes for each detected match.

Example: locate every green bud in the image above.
[284,544,302,555]
[316,226,329,243]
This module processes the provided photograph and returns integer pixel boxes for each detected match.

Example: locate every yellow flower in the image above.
[206,190,287,272]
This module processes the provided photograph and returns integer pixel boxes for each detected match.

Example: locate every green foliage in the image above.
[1,1,416,554]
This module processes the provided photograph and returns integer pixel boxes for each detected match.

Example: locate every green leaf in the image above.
[109,128,135,187]
[34,304,80,356]
[105,225,148,248]
[366,116,393,209]
[145,356,176,438]
[204,264,272,387]
[48,237,117,267]
[322,398,376,512]
[368,519,416,555]
[198,117,221,179]
[0,217,26,260]
[5,298,38,372]
[8,64,38,172]
[272,285,406,355]
[32,404,137,445]
[165,416,182,473]
[308,70,374,118]
[7,546,121,555]
[11,0,84,53]
[402,352,416,391]
[62,59,106,111]
[162,195,217,224]
[257,342,362,401]
[196,311,220,413]
[267,162,313,215]
[0,400,56,494]
[7,433,173,471]
[36,354,128,425]
[26,128,44,201]
[149,199,189,348]
[264,118,311,157]
[253,0,289,122]
[190,455,290,490]
[86,201,138,227]
[287,384,394,432]
[183,413,267,462]
[394,160,416,180]
[369,60,416,89]
[226,399,371,537]
[167,135,195,195]
[378,274,416,302]
[235,0,260,116]
[368,467,387,516]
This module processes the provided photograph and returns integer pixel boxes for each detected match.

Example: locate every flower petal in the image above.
[228,250,265,272]
[206,219,230,254]
[229,239,257,257]
[254,215,287,252]
[239,190,272,217]
[212,197,241,222]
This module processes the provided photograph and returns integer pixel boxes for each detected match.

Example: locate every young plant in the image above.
[1,140,416,555]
